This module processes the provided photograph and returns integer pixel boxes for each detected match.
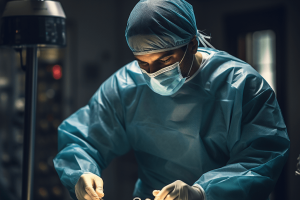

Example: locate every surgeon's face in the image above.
[134,36,198,76]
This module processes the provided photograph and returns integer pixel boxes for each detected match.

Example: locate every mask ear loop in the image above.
[197,30,215,49]
[180,43,195,79]
[185,55,194,79]
[179,43,189,64]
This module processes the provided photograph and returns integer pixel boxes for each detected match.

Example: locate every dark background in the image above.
[0,0,299,200]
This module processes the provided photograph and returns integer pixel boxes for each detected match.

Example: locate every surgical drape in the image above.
[53,48,289,200]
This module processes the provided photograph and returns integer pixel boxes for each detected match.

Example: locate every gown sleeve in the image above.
[193,68,290,200]
[53,74,131,198]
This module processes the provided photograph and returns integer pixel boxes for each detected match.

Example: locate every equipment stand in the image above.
[22,47,38,200]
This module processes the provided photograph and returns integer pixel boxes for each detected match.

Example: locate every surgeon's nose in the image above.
[148,64,162,74]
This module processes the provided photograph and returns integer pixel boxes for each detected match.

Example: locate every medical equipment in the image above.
[0,1,66,200]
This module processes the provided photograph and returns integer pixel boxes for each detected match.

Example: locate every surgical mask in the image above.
[140,45,194,96]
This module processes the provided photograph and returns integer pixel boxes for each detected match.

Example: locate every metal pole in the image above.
[22,46,38,200]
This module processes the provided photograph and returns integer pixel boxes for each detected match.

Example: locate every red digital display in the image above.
[52,65,62,80]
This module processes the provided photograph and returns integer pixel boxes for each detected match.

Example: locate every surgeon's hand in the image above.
[153,180,205,200]
[75,172,104,200]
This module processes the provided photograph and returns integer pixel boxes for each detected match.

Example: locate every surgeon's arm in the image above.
[53,76,130,199]
[194,77,290,200]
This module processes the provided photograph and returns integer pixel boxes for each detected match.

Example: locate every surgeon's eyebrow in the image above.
[135,50,175,63]
[156,50,175,61]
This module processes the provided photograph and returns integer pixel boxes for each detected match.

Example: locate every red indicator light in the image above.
[52,65,62,80]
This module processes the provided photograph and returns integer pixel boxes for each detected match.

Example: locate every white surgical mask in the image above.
[140,44,194,96]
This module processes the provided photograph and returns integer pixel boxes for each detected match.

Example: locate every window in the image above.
[244,30,276,92]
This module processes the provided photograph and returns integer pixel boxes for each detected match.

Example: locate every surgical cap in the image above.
[125,0,214,55]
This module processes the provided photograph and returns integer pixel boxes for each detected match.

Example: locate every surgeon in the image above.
[53,0,290,200]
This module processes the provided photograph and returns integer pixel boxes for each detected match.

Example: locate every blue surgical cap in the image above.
[125,0,213,55]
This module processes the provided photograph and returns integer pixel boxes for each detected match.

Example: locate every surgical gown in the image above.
[53,48,290,200]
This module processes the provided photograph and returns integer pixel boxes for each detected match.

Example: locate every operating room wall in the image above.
[58,0,120,109]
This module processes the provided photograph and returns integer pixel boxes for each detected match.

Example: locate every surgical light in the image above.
[0,0,66,47]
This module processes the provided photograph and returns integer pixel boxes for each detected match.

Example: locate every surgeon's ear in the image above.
[189,36,198,55]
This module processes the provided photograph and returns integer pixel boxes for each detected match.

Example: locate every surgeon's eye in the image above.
[160,56,172,63]
[137,61,148,67]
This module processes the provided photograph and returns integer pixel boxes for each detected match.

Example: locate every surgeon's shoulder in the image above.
[96,60,145,100]
[113,60,145,88]
[200,48,270,91]
[90,60,145,107]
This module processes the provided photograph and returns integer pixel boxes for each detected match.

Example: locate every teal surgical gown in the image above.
[53,48,290,200]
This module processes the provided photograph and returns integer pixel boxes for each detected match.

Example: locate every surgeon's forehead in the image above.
[134,50,175,62]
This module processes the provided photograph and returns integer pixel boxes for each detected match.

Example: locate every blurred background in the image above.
[0,0,299,199]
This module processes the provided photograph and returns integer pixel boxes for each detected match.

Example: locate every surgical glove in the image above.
[75,172,104,200]
[153,180,205,200]
[296,155,300,176]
